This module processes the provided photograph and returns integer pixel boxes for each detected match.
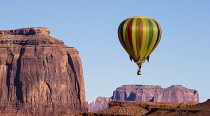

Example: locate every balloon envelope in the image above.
[118,16,162,74]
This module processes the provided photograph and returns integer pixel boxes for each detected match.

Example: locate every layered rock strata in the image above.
[0,27,88,116]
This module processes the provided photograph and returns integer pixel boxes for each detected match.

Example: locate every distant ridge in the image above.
[88,84,199,112]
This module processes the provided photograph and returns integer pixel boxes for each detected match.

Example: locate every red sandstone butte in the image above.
[88,85,199,112]
[0,27,88,116]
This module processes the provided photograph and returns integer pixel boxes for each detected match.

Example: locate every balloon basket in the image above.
[137,71,141,75]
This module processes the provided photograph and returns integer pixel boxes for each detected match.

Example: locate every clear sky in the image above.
[1,0,210,103]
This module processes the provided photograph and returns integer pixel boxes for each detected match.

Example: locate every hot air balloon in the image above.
[118,16,162,75]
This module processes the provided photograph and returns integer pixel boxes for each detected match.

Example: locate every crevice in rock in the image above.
[127,92,136,101]
[46,82,54,108]
[6,53,14,100]
[149,97,155,102]
[67,54,81,102]
[194,90,197,95]
[46,82,52,94]
[0,88,2,100]
[76,79,81,102]
[124,91,127,100]
[67,54,76,74]
[14,47,25,103]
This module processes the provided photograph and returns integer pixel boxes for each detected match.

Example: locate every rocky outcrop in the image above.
[88,85,199,112]
[0,27,88,116]
[88,96,112,112]
[191,99,210,110]
[0,27,50,35]
[82,100,201,116]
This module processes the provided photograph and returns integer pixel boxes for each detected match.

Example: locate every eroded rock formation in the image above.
[88,85,199,112]
[0,27,88,116]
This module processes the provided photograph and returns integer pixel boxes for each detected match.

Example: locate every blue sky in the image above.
[1,1,210,103]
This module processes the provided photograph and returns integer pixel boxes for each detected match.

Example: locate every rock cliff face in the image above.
[88,85,199,112]
[0,27,88,116]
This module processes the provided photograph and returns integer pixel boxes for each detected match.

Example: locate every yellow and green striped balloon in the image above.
[118,16,162,75]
